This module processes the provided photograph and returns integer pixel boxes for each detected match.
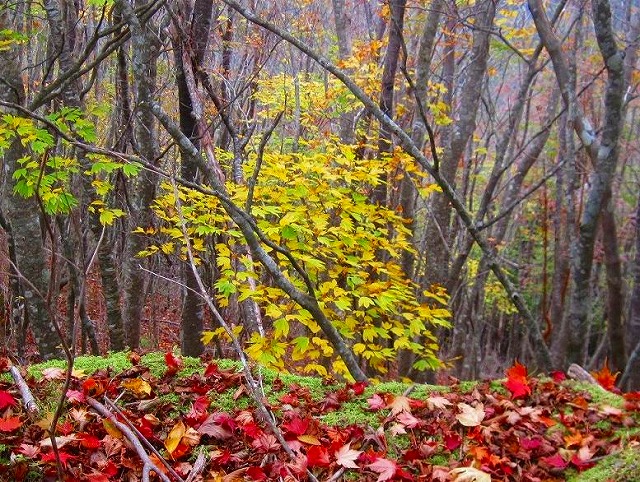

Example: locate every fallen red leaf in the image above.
[444,432,462,451]
[0,415,22,432]
[246,466,268,481]
[367,457,398,481]
[306,444,331,467]
[40,450,75,468]
[504,361,532,399]
[164,351,183,377]
[541,453,569,470]
[0,390,17,410]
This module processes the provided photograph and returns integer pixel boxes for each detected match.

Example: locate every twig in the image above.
[87,397,174,482]
[9,365,39,415]
[184,451,207,482]
[103,397,185,482]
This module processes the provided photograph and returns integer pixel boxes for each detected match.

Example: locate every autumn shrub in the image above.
[140,143,450,379]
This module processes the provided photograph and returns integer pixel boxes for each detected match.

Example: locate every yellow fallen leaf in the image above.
[103,419,123,439]
[297,434,322,445]
[121,378,152,398]
[164,420,186,455]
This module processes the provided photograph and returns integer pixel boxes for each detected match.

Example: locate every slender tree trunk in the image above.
[371,0,406,206]
[121,0,160,350]
[566,0,625,365]
[0,9,60,359]
[423,1,495,290]
[601,190,626,373]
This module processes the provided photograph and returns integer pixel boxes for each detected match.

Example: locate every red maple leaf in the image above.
[78,433,102,450]
[246,466,268,481]
[306,445,331,467]
[82,378,104,397]
[164,352,183,377]
[550,370,567,383]
[40,450,75,469]
[520,437,542,451]
[350,381,368,396]
[16,444,40,457]
[0,390,17,410]
[541,453,568,470]
[367,393,386,410]
[282,415,310,436]
[203,362,220,377]
[65,389,86,404]
[367,457,398,481]
[0,415,22,432]
[591,362,618,391]
[443,431,462,451]
[504,361,532,399]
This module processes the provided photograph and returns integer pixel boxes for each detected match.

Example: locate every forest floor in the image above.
[0,352,639,481]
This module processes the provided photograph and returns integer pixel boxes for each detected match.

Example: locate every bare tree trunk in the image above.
[565,0,625,365]
[0,8,60,359]
[622,193,640,390]
[602,191,626,373]
[371,0,406,206]
[423,1,495,290]
[121,0,160,350]
[332,0,355,143]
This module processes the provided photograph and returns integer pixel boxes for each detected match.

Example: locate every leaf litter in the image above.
[0,356,638,481]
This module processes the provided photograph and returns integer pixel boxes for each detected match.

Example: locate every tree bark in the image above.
[121,0,160,351]
[565,0,625,365]
[0,8,61,360]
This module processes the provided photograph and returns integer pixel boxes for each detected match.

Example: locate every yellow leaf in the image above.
[121,378,152,398]
[297,434,322,445]
[103,419,123,439]
[164,420,186,456]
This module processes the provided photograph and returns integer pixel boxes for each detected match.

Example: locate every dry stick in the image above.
[9,366,39,415]
[87,397,173,482]
[102,397,186,482]
[184,451,207,482]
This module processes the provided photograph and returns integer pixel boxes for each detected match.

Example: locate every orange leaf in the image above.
[591,361,618,391]
[0,415,22,432]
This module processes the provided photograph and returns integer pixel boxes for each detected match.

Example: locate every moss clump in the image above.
[566,381,625,409]
[568,447,640,482]
[28,351,134,378]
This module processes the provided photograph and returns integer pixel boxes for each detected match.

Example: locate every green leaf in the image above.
[215,279,237,297]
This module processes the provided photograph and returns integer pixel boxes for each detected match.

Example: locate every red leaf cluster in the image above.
[0,357,638,481]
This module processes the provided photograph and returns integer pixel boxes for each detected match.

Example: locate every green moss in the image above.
[428,454,449,466]
[458,380,479,392]
[320,400,383,426]
[28,351,134,378]
[568,447,640,482]
[565,381,625,409]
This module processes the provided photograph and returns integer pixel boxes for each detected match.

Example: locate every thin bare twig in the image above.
[9,365,39,415]
[87,397,174,482]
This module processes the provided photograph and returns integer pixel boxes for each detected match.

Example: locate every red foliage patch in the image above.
[1,357,638,481]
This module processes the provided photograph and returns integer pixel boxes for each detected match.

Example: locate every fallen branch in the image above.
[567,363,605,389]
[87,397,175,482]
[9,365,39,416]
[103,397,185,482]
